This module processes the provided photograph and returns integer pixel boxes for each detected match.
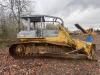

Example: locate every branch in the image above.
[9,0,19,23]
[0,3,7,7]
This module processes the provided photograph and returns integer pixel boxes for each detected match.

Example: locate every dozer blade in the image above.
[87,44,97,61]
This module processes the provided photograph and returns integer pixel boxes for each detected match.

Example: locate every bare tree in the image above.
[9,0,35,31]
[0,0,35,47]
[0,4,7,39]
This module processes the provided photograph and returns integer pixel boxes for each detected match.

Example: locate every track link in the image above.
[9,42,72,57]
[9,42,88,59]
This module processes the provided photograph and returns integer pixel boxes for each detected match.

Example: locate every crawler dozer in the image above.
[9,15,96,60]
[75,24,97,36]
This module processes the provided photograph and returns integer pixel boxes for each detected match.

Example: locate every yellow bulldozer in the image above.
[75,24,97,36]
[9,15,96,60]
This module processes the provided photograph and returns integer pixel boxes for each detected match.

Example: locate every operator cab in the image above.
[17,15,64,38]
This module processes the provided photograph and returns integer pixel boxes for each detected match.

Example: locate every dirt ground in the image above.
[0,34,100,75]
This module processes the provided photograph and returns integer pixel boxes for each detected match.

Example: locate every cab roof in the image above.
[21,15,64,26]
[21,15,45,22]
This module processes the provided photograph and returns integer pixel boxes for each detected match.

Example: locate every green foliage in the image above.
[0,43,7,48]
[0,18,20,48]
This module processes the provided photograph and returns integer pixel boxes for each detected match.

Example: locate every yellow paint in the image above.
[18,24,93,56]
[75,39,92,55]
[17,48,21,52]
